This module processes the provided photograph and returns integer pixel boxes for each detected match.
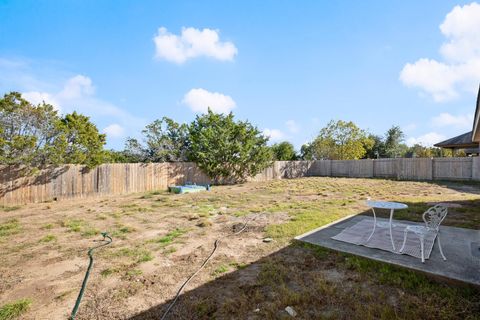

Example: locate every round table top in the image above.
[366,200,408,210]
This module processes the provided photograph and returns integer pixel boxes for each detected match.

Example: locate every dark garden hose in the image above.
[69,232,112,320]
[160,214,259,320]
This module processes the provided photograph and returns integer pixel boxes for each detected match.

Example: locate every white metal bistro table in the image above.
[365,200,408,251]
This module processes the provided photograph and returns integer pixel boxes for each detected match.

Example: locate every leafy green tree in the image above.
[384,126,407,158]
[364,134,385,159]
[311,120,374,160]
[124,117,188,162]
[187,109,272,183]
[405,144,432,158]
[300,143,314,160]
[0,92,107,169]
[123,138,147,162]
[271,141,297,160]
[0,92,65,168]
[60,112,107,168]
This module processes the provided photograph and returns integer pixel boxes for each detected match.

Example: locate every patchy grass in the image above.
[1,177,480,318]
[119,203,152,213]
[61,219,99,237]
[295,241,480,319]
[0,205,21,212]
[211,264,229,276]
[140,190,163,199]
[150,228,187,245]
[126,269,143,277]
[229,261,248,270]
[111,224,136,239]
[41,223,54,230]
[39,234,56,243]
[0,299,31,320]
[100,268,117,277]
[0,219,21,238]
[113,247,153,264]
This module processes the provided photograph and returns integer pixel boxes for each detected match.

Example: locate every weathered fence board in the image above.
[1,157,478,205]
[397,158,433,180]
[433,158,472,180]
[373,159,396,178]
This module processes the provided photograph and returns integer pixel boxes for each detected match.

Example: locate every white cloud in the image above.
[406,132,446,147]
[431,112,473,129]
[440,3,480,62]
[153,27,238,64]
[19,75,145,143]
[22,91,60,110]
[400,2,480,102]
[57,75,95,100]
[20,75,141,124]
[285,120,299,133]
[263,128,285,141]
[22,75,95,111]
[103,124,125,138]
[0,57,147,148]
[182,88,236,113]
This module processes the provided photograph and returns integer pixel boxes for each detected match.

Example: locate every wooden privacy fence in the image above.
[1,157,479,205]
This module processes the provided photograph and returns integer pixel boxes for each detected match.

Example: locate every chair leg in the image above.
[400,228,408,253]
[365,208,377,244]
[420,236,425,263]
[437,233,447,261]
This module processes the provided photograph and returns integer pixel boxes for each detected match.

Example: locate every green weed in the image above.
[0,299,31,320]
[0,219,21,238]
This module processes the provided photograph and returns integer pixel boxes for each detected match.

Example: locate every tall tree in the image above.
[311,120,374,160]
[124,117,188,162]
[0,92,107,169]
[300,143,314,160]
[0,92,65,168]
[188,109,272,183]
[271,141,297,160]
[364,134,385,159]
[61,111,107,167]
[384,126,406,158]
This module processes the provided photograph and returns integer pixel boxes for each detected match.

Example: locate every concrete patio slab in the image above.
[295,215,480,286]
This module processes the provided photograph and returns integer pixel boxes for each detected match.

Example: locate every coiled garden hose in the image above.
[69,232,112,320]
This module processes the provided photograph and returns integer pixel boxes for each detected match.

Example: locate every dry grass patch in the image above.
[1,177,479,319]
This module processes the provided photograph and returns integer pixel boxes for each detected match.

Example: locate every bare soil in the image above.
[0,177,479,319]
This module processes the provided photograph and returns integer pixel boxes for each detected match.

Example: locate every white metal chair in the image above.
[399,205,448,263]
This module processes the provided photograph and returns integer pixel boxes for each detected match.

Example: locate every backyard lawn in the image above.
[0,177,479,319]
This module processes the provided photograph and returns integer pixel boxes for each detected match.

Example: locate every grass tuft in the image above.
[211,264,229,276]
[62,219,99,237]
[0,299,32,320]
[0,219,21,238]
[39,234,56,243]
[151,228,186,245]
[114,247,153,264]
[0,205,21,212]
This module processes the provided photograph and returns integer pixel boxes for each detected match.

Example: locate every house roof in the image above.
[472,84,480,142]
[434,131,478,149]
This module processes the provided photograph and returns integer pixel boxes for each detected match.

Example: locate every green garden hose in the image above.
[69,232,112,320]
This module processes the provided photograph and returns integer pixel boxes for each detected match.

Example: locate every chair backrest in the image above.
[422,205,448,231]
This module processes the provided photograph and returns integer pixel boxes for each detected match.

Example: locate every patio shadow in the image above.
[127,234,479,319]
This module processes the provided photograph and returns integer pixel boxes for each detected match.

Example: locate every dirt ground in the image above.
[0,177,479,319]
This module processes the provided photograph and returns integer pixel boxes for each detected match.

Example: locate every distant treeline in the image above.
[1,92,457,181]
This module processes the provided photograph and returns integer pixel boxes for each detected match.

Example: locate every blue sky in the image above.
[1,0,480,150]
